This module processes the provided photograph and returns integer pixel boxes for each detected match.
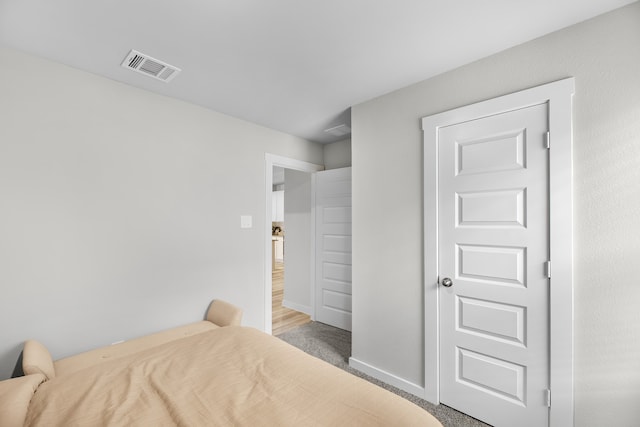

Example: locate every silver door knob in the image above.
[441,277,453,287]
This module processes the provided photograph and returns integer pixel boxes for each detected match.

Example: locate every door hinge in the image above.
[546,389,552,407]
[544,131,550,149]
[544,261,551,279]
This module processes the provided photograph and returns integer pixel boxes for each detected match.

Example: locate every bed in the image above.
[0,300,442,426]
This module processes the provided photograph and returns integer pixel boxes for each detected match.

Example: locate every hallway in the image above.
[272,260,310,335]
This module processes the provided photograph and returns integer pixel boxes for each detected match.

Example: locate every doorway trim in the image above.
[421,78,575,426]
[264,154,323,334]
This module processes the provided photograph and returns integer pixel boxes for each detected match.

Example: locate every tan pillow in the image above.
[22,340,55,380]
[206,300,243,327]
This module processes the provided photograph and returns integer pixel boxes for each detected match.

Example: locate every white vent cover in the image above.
[121,50,181,82]
[324,124,351,137]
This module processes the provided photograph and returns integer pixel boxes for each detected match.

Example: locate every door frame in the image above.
[421,78,575,426]
[264,154,323,334]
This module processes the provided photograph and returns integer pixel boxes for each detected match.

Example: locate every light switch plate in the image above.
[240,215,252,229]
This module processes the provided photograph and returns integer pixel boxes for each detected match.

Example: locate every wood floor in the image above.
[272,261,311,335]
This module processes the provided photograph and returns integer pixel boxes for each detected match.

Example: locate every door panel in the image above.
[439,104,549,427]
[456,348,526,403]
[457,244,526,286]
[457,188,526,227]
[315,167,352,331]
[321,289,352,311]
[456,129,526,175]
[457,296,526,345]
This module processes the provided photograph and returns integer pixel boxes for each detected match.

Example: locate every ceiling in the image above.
[0,0,634,143]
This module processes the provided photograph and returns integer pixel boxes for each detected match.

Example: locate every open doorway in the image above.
[264,154,323,335]
[271,167,311,335]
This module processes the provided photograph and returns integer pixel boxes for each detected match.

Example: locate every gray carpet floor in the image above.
[276,321,490,427]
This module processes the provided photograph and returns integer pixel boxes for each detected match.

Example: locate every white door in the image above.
[315,167,352,331]
[438,104,550,426]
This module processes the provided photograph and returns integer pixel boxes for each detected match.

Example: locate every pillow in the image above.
[206,300,243,327]
[22,340,55,380]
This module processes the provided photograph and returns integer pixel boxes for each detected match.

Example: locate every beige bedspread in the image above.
[24,326,441,426]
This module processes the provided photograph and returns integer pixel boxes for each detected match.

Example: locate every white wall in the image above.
[0,46,323,380]
[351,3,640,426]
[323,138,351,170]
[282,169,313,313]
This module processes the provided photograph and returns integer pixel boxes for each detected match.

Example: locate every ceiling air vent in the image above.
[121,49,181,82]
[324,124,351,137]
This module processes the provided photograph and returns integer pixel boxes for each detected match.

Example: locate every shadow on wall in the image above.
[11,351,23,378]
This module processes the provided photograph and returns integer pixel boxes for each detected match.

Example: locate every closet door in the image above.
[315,167,352,331]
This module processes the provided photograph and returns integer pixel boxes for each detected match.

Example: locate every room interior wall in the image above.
[282,169,312,313]
[323,138,352,170]
[351,2,640,426]
[0,45,323,380]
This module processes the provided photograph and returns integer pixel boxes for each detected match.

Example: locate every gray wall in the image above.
[283,169,312,313]
[323,138,351,170]
[351,3,640,426]
[0,46,323,380]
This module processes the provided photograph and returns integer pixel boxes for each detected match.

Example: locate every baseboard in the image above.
[348,357,425,399]
[281,300,311,315]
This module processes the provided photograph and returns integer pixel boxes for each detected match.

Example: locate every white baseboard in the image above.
[348,357,425,399]
[282,300,311,316]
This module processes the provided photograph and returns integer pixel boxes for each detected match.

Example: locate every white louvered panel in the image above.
[121,49,181,82]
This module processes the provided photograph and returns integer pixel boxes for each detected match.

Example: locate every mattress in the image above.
[24,326,442,426]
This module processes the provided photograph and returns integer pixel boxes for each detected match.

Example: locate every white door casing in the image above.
[439,103,549,426]
[422,78,574,427]
[315,167,352,331]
